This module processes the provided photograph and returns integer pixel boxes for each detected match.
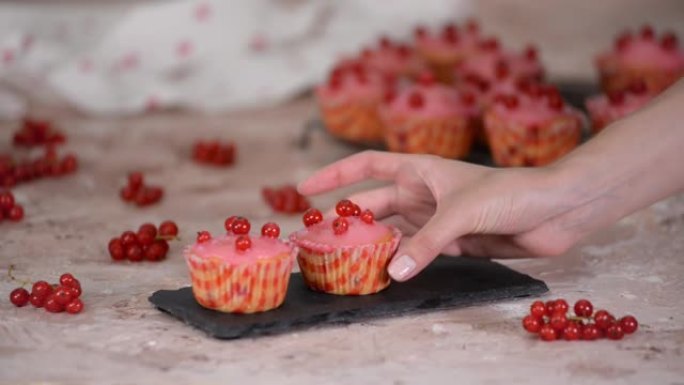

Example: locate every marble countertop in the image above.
[1,98,683,385]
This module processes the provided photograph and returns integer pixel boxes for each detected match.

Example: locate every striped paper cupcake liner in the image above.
[382,115,476,159]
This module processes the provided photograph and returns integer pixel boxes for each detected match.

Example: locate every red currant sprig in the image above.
[262,185,310,214]
[119,172,164,207]
[522,298,639,341]
[108,221,178,262]
[13,117,66,148]
[8,267,84,314]
[192,140,236,167]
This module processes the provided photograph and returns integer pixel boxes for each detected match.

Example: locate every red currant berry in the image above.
[29,293,45,308]
[522,315,542,333]
[544,300,556,316]
[605,322,625,340]
[44,294,64,313]
[138,222,157,235]
[8,205,24,221]
[553,299,569,314]
[303,208,323,227]
[573,299,593,317]
[59,273,76,288]
[582,324,601,340]
[661,32,678,50]
[53,286,74,306]
[360,209,375,224]
[128,172,144,190]
[408,92,425,109]
[640,24,654,39]
[120,185,137,201]
[126,244,144,262]
[619,315,638,334]
[335,199,355,217]
[235,235,252,251]
[0,191,14,210]
[562,322,581,341]
[224,216,237,233]
[197,231,211,243]
[231,217,251,235]
[10,288,29,307]
[68,285,82,298]
[159,220,178,237]
[608,91,625,105]
[65,299,84,314]
[137,229,155,245]
[550,311,568,331]
[120,231,139,248]
[594,310,615,330]
[31,280,52,297]
[539,324,557,341]
[261,222,280,238]
[530,301,546,318]
[418,72,435,86]
[351,204,361,216]
[108,238,125,261]
[332,217,349,235]
[144,240,167,261]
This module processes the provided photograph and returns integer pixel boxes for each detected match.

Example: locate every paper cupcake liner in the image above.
[184,247,296,313]
[290,226,402,295]
[597,61,683,94]
[382,115,476,159]
[484,111,582,167]
[319,100,385,143]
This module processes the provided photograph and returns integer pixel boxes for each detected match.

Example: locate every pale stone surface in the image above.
[1,97,683,385]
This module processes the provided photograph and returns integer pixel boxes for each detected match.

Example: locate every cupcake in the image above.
[315,61,390,144]
[585,81,653,133]
[184,217,296,313]
[380,72,480,159]
[483,84,583,167]
[289,200,402,295]
[596,25,684,94]
[414,20,482,83]
[454,44,545,91]
[360,36,428,79]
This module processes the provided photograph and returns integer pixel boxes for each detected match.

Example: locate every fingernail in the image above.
[387,254,416,281]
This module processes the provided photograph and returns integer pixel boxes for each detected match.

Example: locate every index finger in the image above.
[298,151,407,195]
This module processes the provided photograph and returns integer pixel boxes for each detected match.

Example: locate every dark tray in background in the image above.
[150,256,548,340]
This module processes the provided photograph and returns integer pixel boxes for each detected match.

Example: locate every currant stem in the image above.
[6,264,32,287]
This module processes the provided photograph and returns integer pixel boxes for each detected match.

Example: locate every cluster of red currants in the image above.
[13,118,66,147]
[262,185,311,214]
[0,190,24,223]
[301,199,374,235]
[108,220,179,262]
[0,147,78,188]
[522,298,638,341]
[119,172,164,207]
[9,273,84,314]
[196,216,281,251]
[192,140,236,167]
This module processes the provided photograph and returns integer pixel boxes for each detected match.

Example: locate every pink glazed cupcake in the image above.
[585,81,654,133]
[315,61,390,144]
[360,36,428,79]
[596,25,684,94]
[380,72,480,159]
[184,217,296,313]
[483,84,583,167]
[414,20,482,83]
[290,201,402,295]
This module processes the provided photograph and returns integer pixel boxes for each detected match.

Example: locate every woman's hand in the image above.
[298,151,586,281]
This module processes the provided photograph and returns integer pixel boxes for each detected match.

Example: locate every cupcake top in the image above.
[315,61,389,104]
[455,44,544,83]
[598,26,684,71]
[187,217,292,263]
[382,72,479,119]
[290,200,398,249]
[487,84,581,126]
[360,36,427,78]
[414,20,482,58]
[585,82,653,121]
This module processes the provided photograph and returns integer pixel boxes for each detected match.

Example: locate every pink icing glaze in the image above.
[362,46,426,77]
[292,217,393,247]
[315,67,386,105]
[382,82,479,119]
[489,93,581,126]
[187,234,293,263]
[600,38,684,71]
[457,49,543,82]
[585,91,653,121]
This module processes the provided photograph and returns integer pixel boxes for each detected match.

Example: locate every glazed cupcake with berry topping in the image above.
[315,61,390,144]
[289,200,402,295]
[483,84,583,167]
[414,20,482,83]
[380,72,480,159]
[183,217,296,313]
[359,36,428,79]
[585,81,653,133]
[596,25,684,94]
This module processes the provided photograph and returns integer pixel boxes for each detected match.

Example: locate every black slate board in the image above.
[149,256,548,340]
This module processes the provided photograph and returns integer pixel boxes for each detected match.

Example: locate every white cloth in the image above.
[0,0,470,118]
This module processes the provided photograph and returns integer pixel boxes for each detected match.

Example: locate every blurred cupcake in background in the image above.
[585,81,654,133]
[380,72,479,159]
[483,84,583,167]
[315,61,391,144]
[596,25,684,94]
[359,36,428,80]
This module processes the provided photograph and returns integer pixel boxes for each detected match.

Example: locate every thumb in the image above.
[387,210,467,282]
